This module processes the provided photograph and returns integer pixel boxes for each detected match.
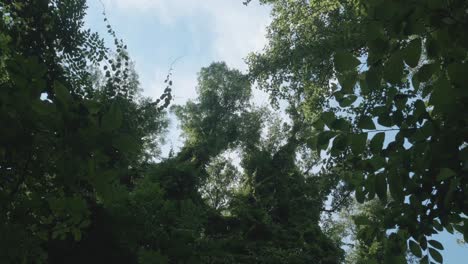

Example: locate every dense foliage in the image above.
[0,1,342,263]
[248,0,467,263]
[0,0,168,262]
[1,0,466,263]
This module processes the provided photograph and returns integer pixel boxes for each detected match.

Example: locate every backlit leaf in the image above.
[358,116,376,130]
[334,51,360,72]
[429,247,443,263]
[404,38,421,68]
[351,133,367,155]
[409,240,422,257]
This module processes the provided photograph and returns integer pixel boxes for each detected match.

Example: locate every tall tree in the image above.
[99,62,343,263]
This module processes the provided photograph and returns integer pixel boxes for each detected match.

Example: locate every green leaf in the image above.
[320,111,336,126]
[429,247,443,263]
[436,168,455,182]
[419,236,428,250]
[388,170,404,201]
[444,179,460,208]
[377,112,393,127]
[375,0,397,20]
[350,133,367,155]
[113,135,139,153]
[430,76,454,113]
[403,38,421,68]
[359,74,370,95]
[317,131,337,150]
[445,223,454,234]
[409,240,422,257]
[433,220,444,232]
[54,81,72,104]
[101,103,123,131]
[354,215,371,225]
[358,116,376,130]
[334,51,360,72]
[375,173,387,202]
[369,156,386,170]
[420,255,429,264]
[425,33,438,57]
[428,240,444,250]
[338,94,357,107]
[365,179,376,201]
[312,119,325,130]
[447,62,468,87]
[26,56,47,78]
[412,74,421,91]
[414,99,427,119]
[332,133,348,153]
[370,132,385,154]
[366,67,382,90]
[365,21,383,40]
[337,72,358,93]
[84,100,101,114]
[384,53,404,84]
[330,118,351,131]
[355,186,366,203]
[32,100,56,116]
[417,64,436,82]
[463,220,468,242]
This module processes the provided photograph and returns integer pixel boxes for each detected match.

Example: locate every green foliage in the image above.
[409,240,422,258]
[0,23,343,260]
[172,62,252,158]
[0,1,168,262]
[132,63,344,263]
[4,0,466,263]
[248,0,468,262]
[334,51,360,73]
[200,156,239,211]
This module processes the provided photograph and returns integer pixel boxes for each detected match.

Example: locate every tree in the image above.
[200,156,239,212]
[248,0,468,263]
[94,62,260,263]
[95,62,344,263]
[0,1,169,262]
[323,198,419,264]
[8,0,466,262]
[172,62,253,163]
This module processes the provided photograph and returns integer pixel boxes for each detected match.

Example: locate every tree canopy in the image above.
[0,0,466,263]
[248,0,467,263]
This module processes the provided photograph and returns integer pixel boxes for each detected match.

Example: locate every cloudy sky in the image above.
[86,0,271,105]
[84,1,466,262]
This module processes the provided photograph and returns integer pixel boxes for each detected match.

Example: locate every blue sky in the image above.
[85,0,271,104]
[84,0,467,262]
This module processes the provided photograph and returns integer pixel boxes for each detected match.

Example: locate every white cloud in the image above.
[103,0,271,70]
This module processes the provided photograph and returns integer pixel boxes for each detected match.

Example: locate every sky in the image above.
[86,0,271,104]
[84,0,467,262]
